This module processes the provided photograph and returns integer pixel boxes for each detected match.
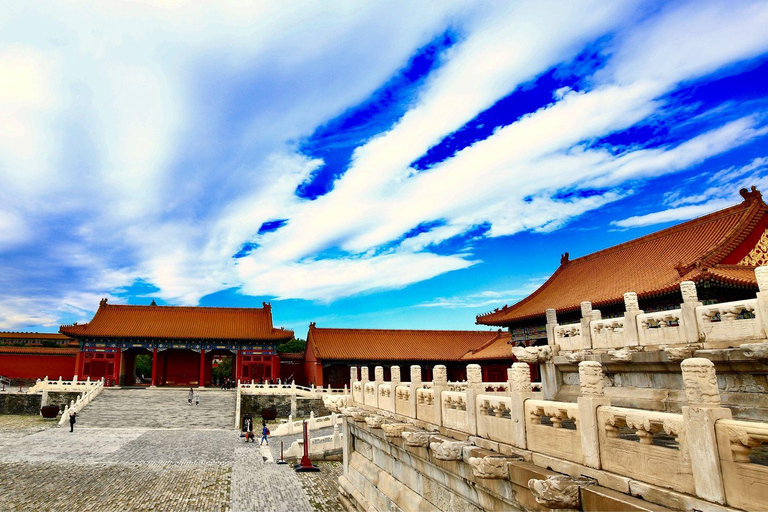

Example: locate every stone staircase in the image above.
[75,388,237,429]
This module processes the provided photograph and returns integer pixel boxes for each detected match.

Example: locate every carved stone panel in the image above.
[528,476,580,509]
[681,358,721,407]
[468,456,509,479]
[430,440,469,461]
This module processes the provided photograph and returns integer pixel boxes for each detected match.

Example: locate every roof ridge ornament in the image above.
[560,252,570,265]
[740,186,762,203]
[99,298,108,307]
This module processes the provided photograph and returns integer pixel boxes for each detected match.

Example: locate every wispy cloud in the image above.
[418,279,546,309]
[1,0,768,329]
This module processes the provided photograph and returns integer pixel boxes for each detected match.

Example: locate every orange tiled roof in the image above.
[306,324,509,362]
[461,335,515,361]
[0,332,72,341]
[477,188,768,326]
[0,346,79,355]
[60,300,293,341]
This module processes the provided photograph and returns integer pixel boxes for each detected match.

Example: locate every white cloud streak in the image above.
[1,0,768,328]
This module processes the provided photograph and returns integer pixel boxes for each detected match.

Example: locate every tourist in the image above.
[245,419,255,442]
[69,411,76,432]
[195,391,200,406]
[188,387,193,405]
[260,422,269,445]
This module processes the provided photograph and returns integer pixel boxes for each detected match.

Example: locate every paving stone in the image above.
[0,390,343,511]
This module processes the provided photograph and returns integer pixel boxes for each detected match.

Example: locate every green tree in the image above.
[277,337,306,354]
[135,354,152,378]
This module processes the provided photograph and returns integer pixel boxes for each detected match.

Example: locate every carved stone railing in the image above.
[525,399,583,464]
[476,394,514,446]
[58,378,104,427]
[394,385,411,416]
[553,322,584,351]
[273,412,342,436]
[637,309,686,346]
[239,381,347,397]
[416,388,436,424]
[590,318,626,349]
[697,299,762,343]
[352,381,363,404]
[345,359,768,509]
[597,406,693,494]
[546,267,768,354]
[377,383,393,412]
[441,390,469,431]
[715,418,768,511]
[28,376,100,394]
[363,382,377,407]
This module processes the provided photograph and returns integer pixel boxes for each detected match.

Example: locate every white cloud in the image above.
[611,202,734,228]
[2,0,768,328]
[418,280,545,309]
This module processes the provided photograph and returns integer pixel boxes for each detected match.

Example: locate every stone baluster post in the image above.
[409,365,421,419]
[360,366,370,408]
[507,363,534,448]
[541,308,562,400]
[755,266,768,337]
[349,366,358,404]
[374,366,384,409]
[679,281,703,344]
[577,361,610,469]
[545,308,559,347]
[390,366,401,413]
[40,389,49,408]
[623,292,644,347]
[432,365,448,429]
[309,411,316,430]
[681,358,731,504]
[580,302,594,350]
[465,364,484,436]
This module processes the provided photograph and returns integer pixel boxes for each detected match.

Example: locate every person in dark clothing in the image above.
[69,411,76,432]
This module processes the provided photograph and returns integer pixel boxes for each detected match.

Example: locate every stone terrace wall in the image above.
[0,393,41,415]
[240,395,329,424]
[340,419,669,512]
[0,391,82,415]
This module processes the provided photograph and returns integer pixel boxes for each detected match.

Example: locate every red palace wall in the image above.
[0,353,76,380]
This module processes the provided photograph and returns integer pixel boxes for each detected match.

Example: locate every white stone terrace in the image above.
[339,360,768,511]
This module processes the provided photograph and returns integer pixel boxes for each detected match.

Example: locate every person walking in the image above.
[69,411,76,432]
[260,422,269,446]
[188,387,193,406]
[194,391,200,406]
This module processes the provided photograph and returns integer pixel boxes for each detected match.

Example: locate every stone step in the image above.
[76,389,237,429]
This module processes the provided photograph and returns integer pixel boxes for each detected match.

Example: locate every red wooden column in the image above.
[74,350,84,378]
[198,349,206,388]
[151,348,159,387]
[271,354,280,382]
[112,349,122,387]
[235,349,243,383]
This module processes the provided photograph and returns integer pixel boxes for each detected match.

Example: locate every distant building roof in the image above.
[0,346,79,355]
[60,300,293,341]
[461,335,515,361]
[0,332,72,341]
[477,187,768,327]
[306,323,511,362]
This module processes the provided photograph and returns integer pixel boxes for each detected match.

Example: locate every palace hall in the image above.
[476,186,768,341]
[59,300,293,386]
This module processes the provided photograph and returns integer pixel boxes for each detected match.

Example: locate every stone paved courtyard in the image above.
[0,391,344,512]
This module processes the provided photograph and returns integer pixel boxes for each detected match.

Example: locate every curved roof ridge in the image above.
[477,190,766,327]
[310,326,502,334]
[568,200,749,266]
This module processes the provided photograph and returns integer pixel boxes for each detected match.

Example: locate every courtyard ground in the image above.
[0,415,343,512]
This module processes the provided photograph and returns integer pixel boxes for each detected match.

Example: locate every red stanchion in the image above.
[276,440,288,465]
[294,420,319,472]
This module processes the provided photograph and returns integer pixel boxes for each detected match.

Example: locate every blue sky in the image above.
[1,1,767,337]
